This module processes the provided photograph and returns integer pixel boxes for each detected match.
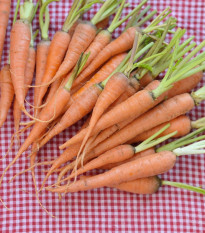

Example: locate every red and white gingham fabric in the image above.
[0,0,205,232]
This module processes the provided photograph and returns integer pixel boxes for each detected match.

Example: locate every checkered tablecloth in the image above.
[0,0,205,232]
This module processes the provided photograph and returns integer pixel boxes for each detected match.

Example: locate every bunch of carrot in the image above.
[0,0,205,213]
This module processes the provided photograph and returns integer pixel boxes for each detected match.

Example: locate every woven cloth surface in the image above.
[0,0,205,232]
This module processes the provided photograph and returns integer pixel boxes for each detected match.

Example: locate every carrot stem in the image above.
[101,41,154,87]
[134,124,177,153]
[137,9,157,27]
[108,0,148,33]
[152,39,205,98]
[13,0,21,25]
[191,117,205,129]
[192,85,205,104]
[157,127,205,152]
[40,0,58,40]
[91,0,115,25]
[64,52,90,91]
[162,181,205,195]
[173,140,205,156]
[20,1,35,23]
[125,5,152,30]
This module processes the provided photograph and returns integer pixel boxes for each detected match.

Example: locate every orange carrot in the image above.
[0,65,14,127]
[71,29,112,88]
[78,48,157,156]
[72,27,137,87]
[53,21,97,81]
[34,0,52,117]
[46,151,176,193]
[39,84,103,148]
[13,46,36,133]
[42,81,160,182]
[166,71,203,99]
[101,148,155,170]
[35,31,71,112]
[61,145,135,183]
[84,93,195,159]
[35,0,92,110]
[0,0,11,66]
[80,175,161,195]
[78,72,130,158]
[10,20,31,109]
[109,176,161,194]
[60,80,164,149]
[71,53,127,98]
[127,115,191,144]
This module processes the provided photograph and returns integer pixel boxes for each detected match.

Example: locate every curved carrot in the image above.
[10,20,31,109]
[128,115,191,144]
[39,84,103,148]
[13,46,36,133]
[72,53,127,98]
[46,151,176,193]
[34,40,50,117]
[78,72,130,159]
[0,0,11,66]
[35,31,71,112]
[71,29,112,89]
[53,21,97,81]
[73,27,137,87]
[0,65,14,127]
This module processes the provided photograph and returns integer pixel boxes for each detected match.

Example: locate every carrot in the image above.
[43,120,174,188]
[10,14,32,108]
[108,177,205,195]
[72,27,137,87]
[84,93,196,160]
[166,70,203,99]
[80,175,161,195]
[72,0,147,89]
[41,41,155,149]
[71,53,127,98]
[52,0,119,83]
[0,54,88,185]
[45,150,176,193]
[34,0,90,113]
[34,40,50,114]
[60,79,166,148]
[78,72,130,158]
[60,36,205,149]
[101,148,155,170]
[128,115,191,144]
[34,0,52,117]
[0,65,14,127]
[13,45,36,133]
[81,79,159,155]
[73,7,173,88]
[39,83,102,148]
[62,145,136,183]
[0,0,11,66]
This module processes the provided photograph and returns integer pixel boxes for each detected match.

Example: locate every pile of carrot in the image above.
[0,0,205,213]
